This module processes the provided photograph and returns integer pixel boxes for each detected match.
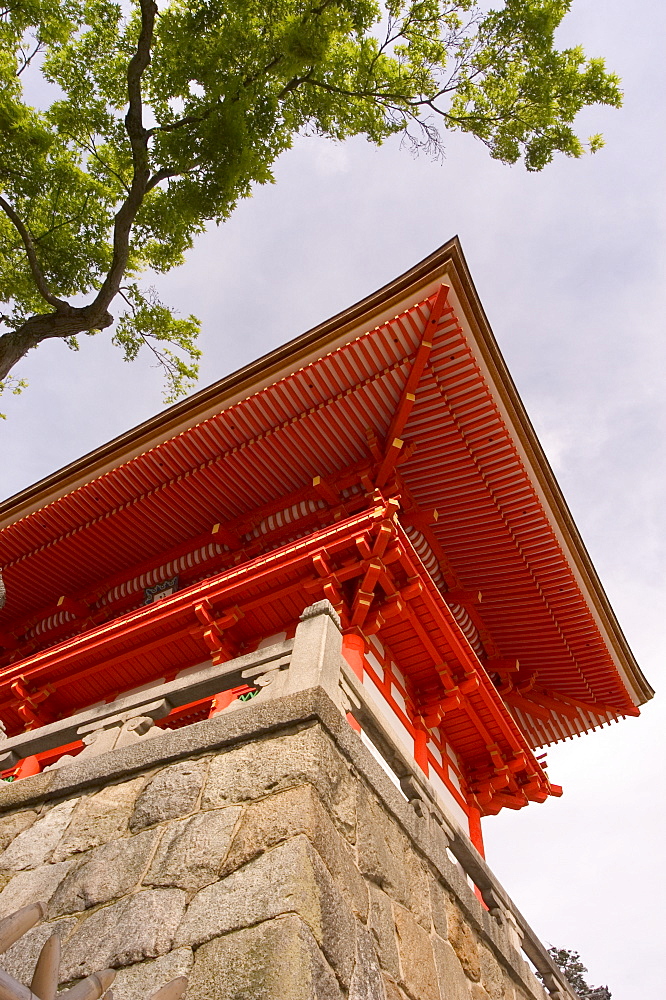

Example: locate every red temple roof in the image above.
[0,238,652,750]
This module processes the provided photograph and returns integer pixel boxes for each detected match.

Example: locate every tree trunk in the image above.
[0,307,113,382]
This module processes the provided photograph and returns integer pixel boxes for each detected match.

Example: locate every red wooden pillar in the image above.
[341,633,365,680]
[342,634,364,732]
[14,756,41,779]
[413,724,429,776]
[468,804,485,857]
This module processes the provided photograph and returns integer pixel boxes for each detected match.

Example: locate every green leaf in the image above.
[0,0,622,399]
[113,284,201,402]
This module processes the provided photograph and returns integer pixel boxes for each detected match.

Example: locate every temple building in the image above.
[0,239,652,1000]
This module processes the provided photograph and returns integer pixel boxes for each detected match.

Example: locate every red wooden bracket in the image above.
[383,284,451,451]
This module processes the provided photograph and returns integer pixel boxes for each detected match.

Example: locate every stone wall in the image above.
[0,689,553,1000]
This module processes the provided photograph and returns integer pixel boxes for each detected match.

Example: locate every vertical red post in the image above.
[14,755,41,780]
[342,633,365,680]
[346,713,362,733]
[413,724,429,776]
[468,805,485,857]
[342,634,364,732]
[209,688,239,717]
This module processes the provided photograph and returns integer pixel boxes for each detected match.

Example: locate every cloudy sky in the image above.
[1,1,664,996]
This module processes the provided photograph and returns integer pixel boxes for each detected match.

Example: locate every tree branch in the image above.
[147,111,210,137]
[276,70,314,99]
[0,196,70,310]
[16,38,42,76]
[90,0,157,319]
[146,161,200,191]
[70,132,131,193]
[0,0,158,377]
[147,55,284,138]
[0,308,113,382]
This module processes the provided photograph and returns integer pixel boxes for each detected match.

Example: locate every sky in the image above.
[1,1,665,997]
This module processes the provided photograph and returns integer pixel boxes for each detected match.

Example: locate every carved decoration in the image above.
[143,578,179,606]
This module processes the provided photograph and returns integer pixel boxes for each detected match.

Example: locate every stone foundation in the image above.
[0,688,556,1000]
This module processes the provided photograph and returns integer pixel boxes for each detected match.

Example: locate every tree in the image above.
[0,0,621,403]
[540,947,612,999]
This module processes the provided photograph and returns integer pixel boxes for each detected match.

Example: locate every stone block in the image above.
[113,888,188,968]
[393,904,439,1000]
[130,760,208,832]
[349,920,386,1000]
[186,915,344,1000]
[432,937,470,1000]
[501,972,516,1000]
[479,946,504,1000]
[53,778,145,860]
[470,986,490,1000]
[383,978,410,1000]
[0,811,38,852]
[202,725,356,838]
[177,834,356,987]
[368,886,401,981]
[356,787,407,905]
[0,918,78,987]
[0,859,73,917]
[404,846,432,930]
[501,973,517,1000]
[429,876,449,941]
[112,948,193,1000]
[51,827,161,914]
[221,783,368,919]
[144,807,241,891]
[0,800,79,872]
[60,887,186,981]
[446,901,481,982]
